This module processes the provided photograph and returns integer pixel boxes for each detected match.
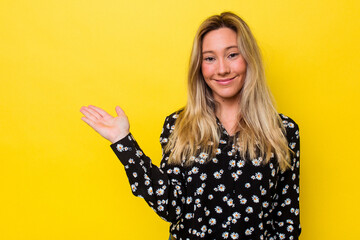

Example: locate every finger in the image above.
[80,107,98,122]
[84,106,102,119]
[88,105,113,118]
[81,116,96,129]
[115,106,125,117]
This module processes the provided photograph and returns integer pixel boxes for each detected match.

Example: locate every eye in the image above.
[228,53,239,59]
[203,56,215,62]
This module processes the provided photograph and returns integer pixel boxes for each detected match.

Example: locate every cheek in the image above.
[201,63,213,79]
[233,58,247,73]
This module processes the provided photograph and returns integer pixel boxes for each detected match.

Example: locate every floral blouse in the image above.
[110,112,301,240]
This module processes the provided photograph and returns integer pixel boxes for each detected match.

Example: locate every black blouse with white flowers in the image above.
[110,112,301,240]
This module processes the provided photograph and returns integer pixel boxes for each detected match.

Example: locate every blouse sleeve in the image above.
[272,118,301,239]
[110,114,185,223]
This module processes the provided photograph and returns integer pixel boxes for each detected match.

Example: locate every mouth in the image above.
[215,76,236,85]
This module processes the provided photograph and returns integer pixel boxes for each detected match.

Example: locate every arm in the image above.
[109,114,185,223]
[80,105,185,223]
[272,119,301,239]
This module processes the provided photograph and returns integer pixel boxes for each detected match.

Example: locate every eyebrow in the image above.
[202,45,239,54]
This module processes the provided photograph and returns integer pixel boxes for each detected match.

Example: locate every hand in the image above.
[80,105,130,143]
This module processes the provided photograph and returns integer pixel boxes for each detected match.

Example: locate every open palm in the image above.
[80,105,130,143]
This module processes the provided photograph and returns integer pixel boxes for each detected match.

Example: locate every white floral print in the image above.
[110,112,301,239]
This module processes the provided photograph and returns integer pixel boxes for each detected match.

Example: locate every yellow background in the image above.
[1,0,359,239]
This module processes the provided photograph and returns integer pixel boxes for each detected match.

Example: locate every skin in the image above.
[201,27,247,136]
[80,27,246,141]
[80,105,129,143]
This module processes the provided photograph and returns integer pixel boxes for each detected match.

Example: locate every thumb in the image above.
[115,106,125,116]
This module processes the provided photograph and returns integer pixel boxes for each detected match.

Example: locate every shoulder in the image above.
[164,108,184,126]
[279,113,300,140]
[160,109,183,142]
[166,110,182,122]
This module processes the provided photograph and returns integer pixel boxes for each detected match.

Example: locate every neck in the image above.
[215,96,241,136]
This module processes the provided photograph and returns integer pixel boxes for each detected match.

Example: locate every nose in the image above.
[218,58,230,75]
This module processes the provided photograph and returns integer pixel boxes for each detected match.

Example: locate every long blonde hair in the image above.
[165,12,291,171]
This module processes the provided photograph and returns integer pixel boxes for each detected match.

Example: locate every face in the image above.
[201,27,247,104]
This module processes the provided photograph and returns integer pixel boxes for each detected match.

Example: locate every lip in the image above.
[214,76,236,85]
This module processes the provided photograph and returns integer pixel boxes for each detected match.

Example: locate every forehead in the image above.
[202,27,238,51]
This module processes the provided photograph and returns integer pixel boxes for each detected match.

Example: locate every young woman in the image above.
[80,12,301,240]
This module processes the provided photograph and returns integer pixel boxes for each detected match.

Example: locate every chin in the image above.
[214,93,241,102]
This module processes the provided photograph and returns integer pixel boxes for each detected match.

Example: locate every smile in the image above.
[214,76,236,85]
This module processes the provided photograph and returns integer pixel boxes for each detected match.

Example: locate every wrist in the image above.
[110,132,129,144]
